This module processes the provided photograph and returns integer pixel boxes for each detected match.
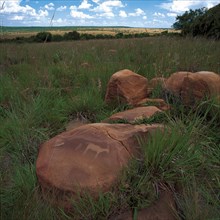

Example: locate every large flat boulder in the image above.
[105,69,148,106]
[36,123,163,207]
[164,71,220,105]
[104,106,162,123]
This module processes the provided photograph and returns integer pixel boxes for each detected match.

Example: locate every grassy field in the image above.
[0,37,220,219]
[0,26,179,39]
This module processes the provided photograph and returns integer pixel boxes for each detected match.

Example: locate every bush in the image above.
[34,32,52,43]
[63,31,80,41]
[52,34,64,42]
[80,33,95,40]
[115,32,124,38]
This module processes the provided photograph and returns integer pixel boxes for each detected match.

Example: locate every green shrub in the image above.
[115,32,124,38]
[52,34,63,42]
[63,31,80,41]
[34,32,52,43]
[80,33,95,40]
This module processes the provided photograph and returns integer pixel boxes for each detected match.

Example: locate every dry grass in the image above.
[1,27,180,39]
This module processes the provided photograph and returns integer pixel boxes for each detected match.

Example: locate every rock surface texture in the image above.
[36,123,163,206]
[104,106,162,123]
[105,69,148,106]
[164,71,220,105]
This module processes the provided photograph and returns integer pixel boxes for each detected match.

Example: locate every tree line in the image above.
[0,31,153,43]
[0,29,181,43]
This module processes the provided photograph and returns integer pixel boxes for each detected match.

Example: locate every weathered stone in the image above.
[36,123,163,207]
[105,69,148,106]
[164,71,220,105]
[110,190,176,220]
[104,106,162,123]
[137,98,170,111]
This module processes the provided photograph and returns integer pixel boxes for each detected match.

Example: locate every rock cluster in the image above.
[36,69,220,217]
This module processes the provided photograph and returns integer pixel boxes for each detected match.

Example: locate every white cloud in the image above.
[99,12,115,18]
[167,12,177,17]
[10,15,24,21]
[70,5,93,19]
[143,16,147,20]
[206,1,220,8]
[160,0,220,13]
[71,11,93,18]
[55,18,63,23]
[44,3,54,11]
[0,0,49,19]
[78,0,92,9]
[119,10,127,18]
[38,9,49,17]
[92,0,100,3]
[57,6,67,12]
[129,8,145,17]
[154,12,165,18]
[1,0,34,14]
[70,5,77,11]
[54,18,68,24]
[92,0,124,13]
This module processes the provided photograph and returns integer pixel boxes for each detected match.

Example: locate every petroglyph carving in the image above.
[54,139,64,147]
[83,143,110,159]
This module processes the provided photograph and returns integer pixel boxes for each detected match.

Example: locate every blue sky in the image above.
[1,0,220,27]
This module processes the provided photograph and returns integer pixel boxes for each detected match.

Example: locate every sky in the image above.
[0,0,220,28]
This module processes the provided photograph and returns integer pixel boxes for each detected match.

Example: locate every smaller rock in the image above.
[105,69,148,106]
[104,106,162,123]
[137,98,170,111]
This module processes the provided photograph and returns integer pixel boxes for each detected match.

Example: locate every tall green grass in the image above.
[0,37,220,219]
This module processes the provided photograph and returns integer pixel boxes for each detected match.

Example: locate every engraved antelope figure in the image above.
[83,143,110,159]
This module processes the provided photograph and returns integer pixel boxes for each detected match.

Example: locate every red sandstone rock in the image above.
[164,71,220,105]
[105,69,148,106]
[137,98,170,111]
[36,123,163,207]
[104,106,162,123]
